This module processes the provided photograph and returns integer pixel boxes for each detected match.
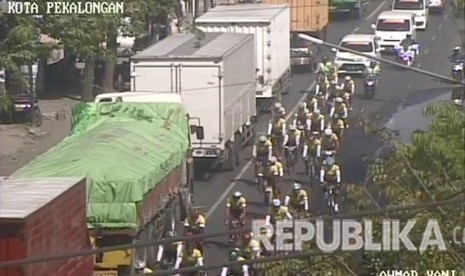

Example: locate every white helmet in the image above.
[271,156,278,163]
[335,97,343,103]
[274,102,282,109]
[259,135,267,142]
[454,46,460,51]
[299,102,306,109]
[289,125,296,131]
[344,76,351,81]
[134,260,146,270]
[272,199,281,207]
[233,191,242,198]
[313,109,320,114]
[324,128,333,136]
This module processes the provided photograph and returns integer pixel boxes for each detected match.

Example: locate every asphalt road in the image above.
[191,3,462,274]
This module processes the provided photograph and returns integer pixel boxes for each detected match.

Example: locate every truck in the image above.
[130,33,257,170]
[262,0,329,72]
[0,177,93,276]
[13,98,196,275]
[194,4,291,106]
[330,0,365,19]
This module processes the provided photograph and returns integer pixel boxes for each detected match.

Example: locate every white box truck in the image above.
[130,33,257,170]
[195,4,291,106]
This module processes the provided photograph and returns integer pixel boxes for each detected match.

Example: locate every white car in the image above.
[427,0,443,13]
[333,34,383,75]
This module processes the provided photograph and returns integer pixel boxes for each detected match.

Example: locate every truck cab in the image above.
[333,34,383,75]
[290,35,318,73]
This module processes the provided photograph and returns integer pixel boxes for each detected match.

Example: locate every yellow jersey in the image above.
[331,119,345,129]
[267,162,283,177]
[272,118,286,132]
[267,206,290,220]
[227,197,247,210]
[322,134,338,149]
[308,113,324,122]
[289,190,308,206]
[306,138,321,151]
[184,214,206,229]
[183,249,202,265]
[324,165,341,180]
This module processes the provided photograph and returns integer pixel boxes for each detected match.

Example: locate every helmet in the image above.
[242,232,252,241]
[330,80,337,85]
[271,156,277,163]
[274,102,282,109]
[453,46,460,53]
[134,260,146,270]
[292,182,302,190]
[326,157,335,166]
[335,97,343,103]
[229,248,240,260]
[233,191,242,198]
[313,109,320,114]
[299,102,306,109]
[166,230,176,237]
[370,60,376,67]
[259,135,267,143]
[311,131,319,136]
[272,199,281,207]
[406,34,412,38]
[324,128,333,136]
[289,125,296,131]
[344,76,351,81]
[322,56,328,63]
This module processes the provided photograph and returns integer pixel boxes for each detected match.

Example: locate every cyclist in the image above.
[328,114,345,140]
[134,260,153,274]
[319,157,341,212]
[283,125,301,152]
[226,191,247,243]
[293,103,309,128]
[252,135,273,174]
[179,242,204,275]
[316,56,330,75]
[156,231,182,269]
[329,97,348,127]
[307,94,320,113]
[272,102,286,119]
[326,63,338,83]
[184,207,206,235]
[239,232,261,259]
[307,109,325,134]
[328,79,339,101]
[321,128,339,153]
[284,183,309,213]
[302,131,322,163]
[265,199,292,225]
[220,248,250,276]
[264,157,283,197]
[339,76,355,108]
[268,112,286,141]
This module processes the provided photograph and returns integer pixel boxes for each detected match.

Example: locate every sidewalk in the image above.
[0,97,79,175]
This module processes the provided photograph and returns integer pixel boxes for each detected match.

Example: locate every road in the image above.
[191,2,462,274]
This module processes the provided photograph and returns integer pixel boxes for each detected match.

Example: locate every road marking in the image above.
[365,2,385,21]
[353,27,360,33]
[424,48,429,54]
[438,24,442,30]
[206,81,315,217]
[431,35,436,41]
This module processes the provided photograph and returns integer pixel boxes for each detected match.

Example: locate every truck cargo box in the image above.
[262,0,329,33]
[131,33,256,158]
[195,4,291,99]
[0,177,93,276]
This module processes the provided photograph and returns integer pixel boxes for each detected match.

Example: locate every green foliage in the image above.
[0,87,12,113]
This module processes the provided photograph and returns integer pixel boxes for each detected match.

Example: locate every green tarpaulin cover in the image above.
[13,102,189,229]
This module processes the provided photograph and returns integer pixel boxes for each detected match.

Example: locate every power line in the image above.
[0,195,463,268]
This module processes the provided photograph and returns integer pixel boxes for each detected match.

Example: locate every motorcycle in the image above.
[364,75,378,99]
[451,59,464,80]
[395,44,419,67]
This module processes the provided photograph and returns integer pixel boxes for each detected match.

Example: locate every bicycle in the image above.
[324,181,339,215]
[226,217,243,243]
[284,146,298,175]
[305,154,319,186]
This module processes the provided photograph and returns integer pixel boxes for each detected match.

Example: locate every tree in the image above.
[262,102,465,274]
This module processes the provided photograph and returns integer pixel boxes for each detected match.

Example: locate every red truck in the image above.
[0,176,93,276]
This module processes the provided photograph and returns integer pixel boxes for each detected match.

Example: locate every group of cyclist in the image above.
[136,54,379,275]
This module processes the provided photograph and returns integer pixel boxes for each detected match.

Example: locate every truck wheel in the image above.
[164,199,181,234]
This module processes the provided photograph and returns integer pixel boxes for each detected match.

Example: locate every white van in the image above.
[391,0,428,30]
[371,11,416,52]
[94,92,183,103]
[333,34,383,75]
